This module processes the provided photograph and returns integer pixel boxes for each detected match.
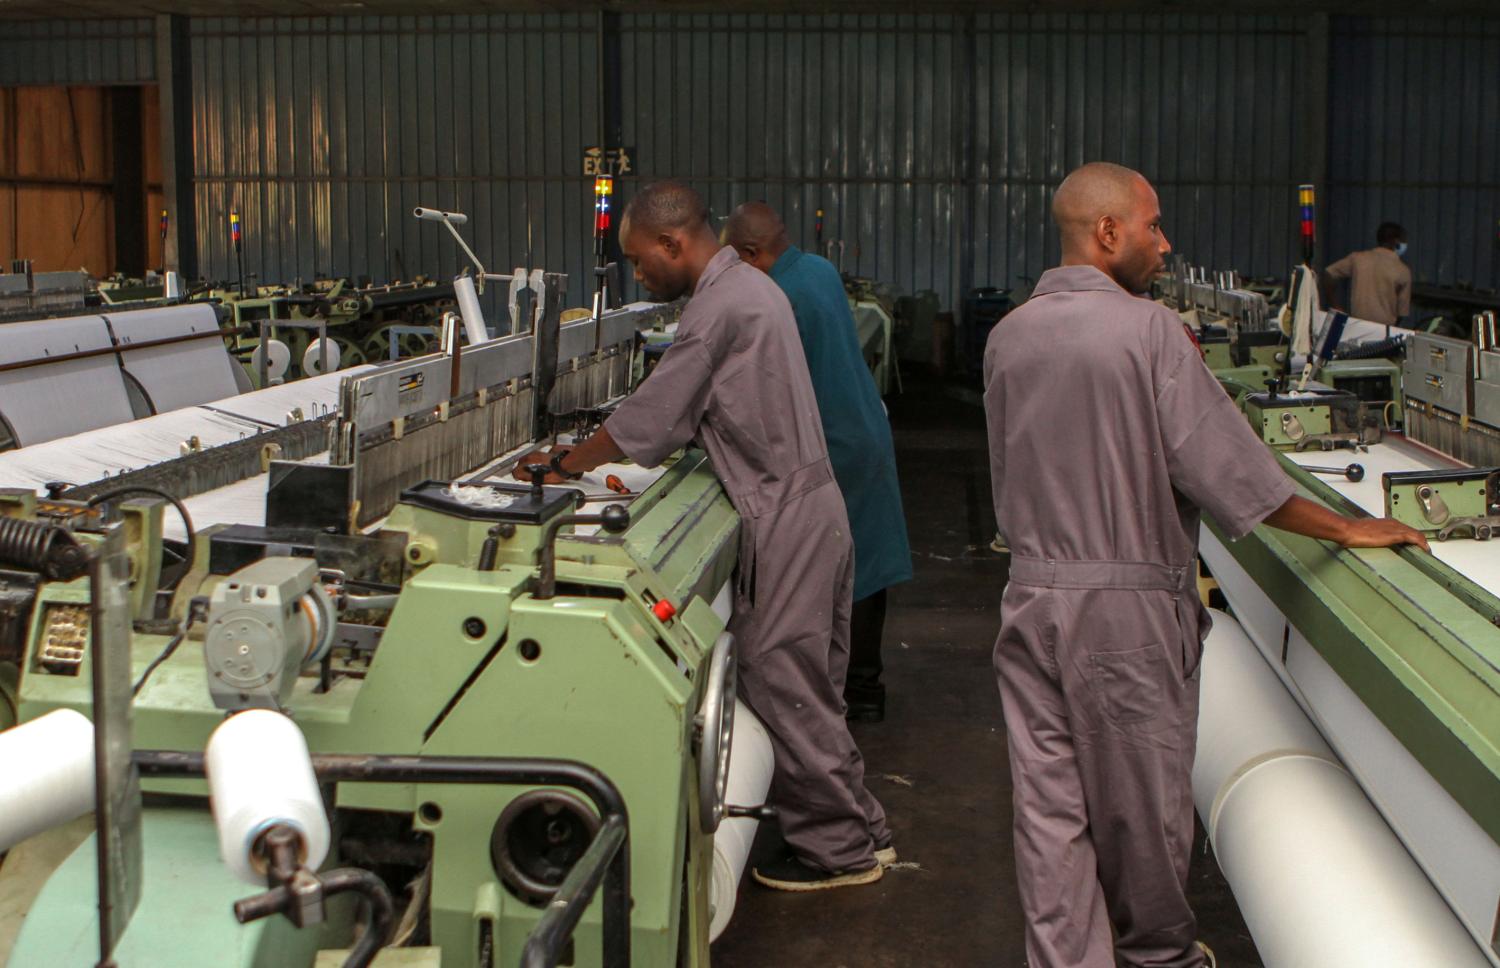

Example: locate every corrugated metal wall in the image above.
[619,14,966,307]
[0,20,155,86]
[1,13,1496,323]
[188,15,601,322]
[184,12,1326,314]
[623,13,1317,310]
[1328,16,1500,293]
[972,14,1313,296]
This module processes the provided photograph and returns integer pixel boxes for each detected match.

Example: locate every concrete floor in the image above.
[711,378,1264,968]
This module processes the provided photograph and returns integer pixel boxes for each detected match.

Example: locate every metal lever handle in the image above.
[524,464,550,503]
[233,825,395,968]
[725,804,777,822]
[535,506,631,600]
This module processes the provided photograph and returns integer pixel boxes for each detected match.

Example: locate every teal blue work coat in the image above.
[770,246,912,600]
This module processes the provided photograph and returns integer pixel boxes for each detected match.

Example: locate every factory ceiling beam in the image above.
[2,1,1499,18]
[154,13,197,281]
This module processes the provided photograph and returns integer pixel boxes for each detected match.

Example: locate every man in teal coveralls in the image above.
[725,202,913,722]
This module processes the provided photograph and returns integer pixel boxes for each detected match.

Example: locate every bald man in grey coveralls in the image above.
[984,162,1425,968]
[518,181,890,891]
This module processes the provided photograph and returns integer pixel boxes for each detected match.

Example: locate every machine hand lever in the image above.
[535,506,631,600]
[725,804,777,822]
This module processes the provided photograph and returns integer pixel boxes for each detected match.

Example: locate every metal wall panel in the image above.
[188,14,601,318]
[1328,17,1500,293]
[619,13,965,308]
[0,19,155,86]
[621,13,1314,315]
[4,13,1494,322]
[971,13,1313,299]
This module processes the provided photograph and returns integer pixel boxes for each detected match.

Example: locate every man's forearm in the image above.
[1261,495,1350,543]
[557,426,626,475]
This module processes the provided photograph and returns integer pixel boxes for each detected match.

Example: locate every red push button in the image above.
[652,599,677,623]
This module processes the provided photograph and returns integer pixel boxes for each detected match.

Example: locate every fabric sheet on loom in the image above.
[0,368,369,492]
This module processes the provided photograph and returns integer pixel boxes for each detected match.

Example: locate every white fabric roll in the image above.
[206,709,330,884]
[0,709,95,852]
[708,700,774,942]
[1192,608,1336,837]
[1213,755,1490,968]
[454,275,490,346]
[301,338,342,376]
[1195,609,1490,967]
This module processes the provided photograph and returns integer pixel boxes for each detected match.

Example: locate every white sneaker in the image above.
[1196,941,1217,968]
[874,845,898,866]
[990,532,1009,554]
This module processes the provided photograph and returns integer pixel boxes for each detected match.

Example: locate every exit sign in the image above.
[584,146,636,177]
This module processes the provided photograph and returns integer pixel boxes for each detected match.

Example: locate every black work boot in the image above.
[843,680,886,722]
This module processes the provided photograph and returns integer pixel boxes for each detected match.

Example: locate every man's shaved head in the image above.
[1052,161,1171,294]
[618,181,722,302]
[1053,162,1144,243]
[622,180,711,235]
[723,201,790,274]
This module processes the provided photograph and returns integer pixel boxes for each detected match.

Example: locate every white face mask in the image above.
[1396,242,1408,258]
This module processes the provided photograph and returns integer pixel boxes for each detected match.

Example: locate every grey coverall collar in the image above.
[1032,264,1131,297]
[694,245,742,297]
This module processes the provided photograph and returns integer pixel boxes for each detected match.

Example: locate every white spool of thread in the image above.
[206,709,330,884]
[453,275,490,346]
[708,700,774,941]
[0,709,95,852]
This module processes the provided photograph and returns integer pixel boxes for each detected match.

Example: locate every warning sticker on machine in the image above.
[399,372,425,401]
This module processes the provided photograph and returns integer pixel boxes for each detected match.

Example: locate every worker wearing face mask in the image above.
[1322,221,1412,325]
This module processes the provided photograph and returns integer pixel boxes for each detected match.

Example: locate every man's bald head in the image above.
[724,201,790,274]
[1051,162,1171,294]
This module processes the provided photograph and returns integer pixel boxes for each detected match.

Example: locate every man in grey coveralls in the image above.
[517,181,891,891]
[984,162,1426,968]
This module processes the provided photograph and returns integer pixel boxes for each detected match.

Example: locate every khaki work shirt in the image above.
[1324,246,1412,324]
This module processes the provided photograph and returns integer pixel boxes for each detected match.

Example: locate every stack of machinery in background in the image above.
[0,260,92,321]
[1403,311,1500,468]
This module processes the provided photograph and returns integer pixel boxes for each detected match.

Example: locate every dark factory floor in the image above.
[711,375,1264,968]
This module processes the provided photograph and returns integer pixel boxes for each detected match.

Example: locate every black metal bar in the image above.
[0,327,246,376]
[109,86,146,278]
[154,14,197,281]
[532,273,565,439]
[131,751,631,968]
[519,814,626,968]
[319,868,396,968]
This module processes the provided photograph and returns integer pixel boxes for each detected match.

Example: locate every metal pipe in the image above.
[132,750,631,968]
[319,868,396,968]
[0,327,246,376]
[520,815,626,968]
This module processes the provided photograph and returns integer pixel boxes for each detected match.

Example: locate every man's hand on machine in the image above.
[511,428,628,485]
[1263,495,1430,552]
[1337,517,1431,552]
[513,447,574,484]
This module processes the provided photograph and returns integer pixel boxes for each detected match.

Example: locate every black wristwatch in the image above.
[550,451,584,481]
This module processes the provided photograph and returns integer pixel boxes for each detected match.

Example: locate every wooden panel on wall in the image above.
[1,85,115,275]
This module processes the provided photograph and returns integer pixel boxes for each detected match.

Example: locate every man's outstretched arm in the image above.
[1262,494,1430,552]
